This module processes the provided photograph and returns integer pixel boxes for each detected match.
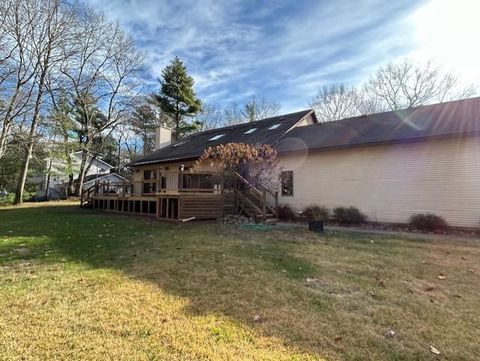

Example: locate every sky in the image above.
[86,0,480,112]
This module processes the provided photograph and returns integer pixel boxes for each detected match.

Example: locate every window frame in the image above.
[268,124,281,130]
[280,170,294,197]
[244,128,257,134]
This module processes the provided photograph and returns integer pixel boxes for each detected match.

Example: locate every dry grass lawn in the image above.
[0,202,479,360]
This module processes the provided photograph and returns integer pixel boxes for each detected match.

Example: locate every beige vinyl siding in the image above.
[278,136,480,228]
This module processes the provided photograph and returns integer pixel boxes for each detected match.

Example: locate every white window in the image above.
[209,134,225,141]
[268,124,281,130]
[244,128,257,134]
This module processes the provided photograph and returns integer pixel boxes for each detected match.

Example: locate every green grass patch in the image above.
[0,202,479,360]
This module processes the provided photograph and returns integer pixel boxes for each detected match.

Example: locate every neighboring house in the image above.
[89,97,480,228]
[30,152,124,199]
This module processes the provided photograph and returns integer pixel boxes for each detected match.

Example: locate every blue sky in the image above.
[87,0,480,112]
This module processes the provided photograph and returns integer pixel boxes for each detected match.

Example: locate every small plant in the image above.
[277,204,297,221]
[302,204,330,221]
[409,213,448,232]
[332,206,367,225]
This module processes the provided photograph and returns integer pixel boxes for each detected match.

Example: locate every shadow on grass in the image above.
[0,204,332,357]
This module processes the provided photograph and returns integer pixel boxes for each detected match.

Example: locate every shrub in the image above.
[332,206,367,225]
[302,204,330,221]
[277,204,297,221]
[409,213,448,232]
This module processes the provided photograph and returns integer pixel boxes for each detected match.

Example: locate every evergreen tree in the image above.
[152,57,202,140]
[131,102,158,155]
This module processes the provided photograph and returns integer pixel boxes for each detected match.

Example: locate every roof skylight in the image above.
[209,134,225,141]
[172,140,187,147]
[244,128,257,134]
[268,124,281,130]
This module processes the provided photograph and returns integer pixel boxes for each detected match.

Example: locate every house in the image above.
[31,151,125,199]
[85,110,317,219]
[87,97,480,228]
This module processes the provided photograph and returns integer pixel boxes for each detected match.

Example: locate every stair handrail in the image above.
[233,172,279,220]
[234,173,278,217]
[234,172,263,197]
[81,183,97,207]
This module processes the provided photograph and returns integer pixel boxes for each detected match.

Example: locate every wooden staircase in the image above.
[233,173,278,223]
[80,183,97,208]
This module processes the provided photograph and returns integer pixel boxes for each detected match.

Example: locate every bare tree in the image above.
[195,103,224,131]
[309,59,476,123]
[242,96,280,122]
[14,0,78,204]
[223,103,243,126]
[0,0,41,160]
[366,60,476,110]
[309,84,363,122]
[57,8,142,197]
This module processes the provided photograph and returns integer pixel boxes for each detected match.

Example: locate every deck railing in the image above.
[90,171,225,196]
[140,170,224,195]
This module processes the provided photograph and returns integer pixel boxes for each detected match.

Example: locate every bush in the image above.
[302,204,330,221]
[332,206,367,225]
[0,192,34,206]
[409,213,448,232]
[277,204,297,221]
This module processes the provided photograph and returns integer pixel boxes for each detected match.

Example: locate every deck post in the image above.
[178,169,184,192]
[274,191,279,218]
[262,191,267,221]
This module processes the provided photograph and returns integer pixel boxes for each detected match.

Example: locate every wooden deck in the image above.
[93,193,234,221]
[84,171,275,222]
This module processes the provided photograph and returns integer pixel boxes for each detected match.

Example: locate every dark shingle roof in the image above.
[130,109,315,166]
[83,173,125,183]
[278,97,480,153]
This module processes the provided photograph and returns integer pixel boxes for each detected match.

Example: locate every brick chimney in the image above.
[155,125,172,150]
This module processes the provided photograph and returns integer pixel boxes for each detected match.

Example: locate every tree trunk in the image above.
[0,78,27,160]
[175,100,180,140]
[0,121,12,160]
[14,122,37,204]
[74,150,88,197]
[14,83,46,204]
[67,174,75,196]
[45,158,53,199]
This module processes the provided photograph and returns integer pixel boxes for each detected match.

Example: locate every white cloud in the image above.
[84,0,442,111]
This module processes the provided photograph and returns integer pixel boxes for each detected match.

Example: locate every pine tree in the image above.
[152,57,202,140]
[131,102,158,155]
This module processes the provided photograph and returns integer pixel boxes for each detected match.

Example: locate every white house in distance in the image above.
[88,97,480,228]
[30,151,124,198]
